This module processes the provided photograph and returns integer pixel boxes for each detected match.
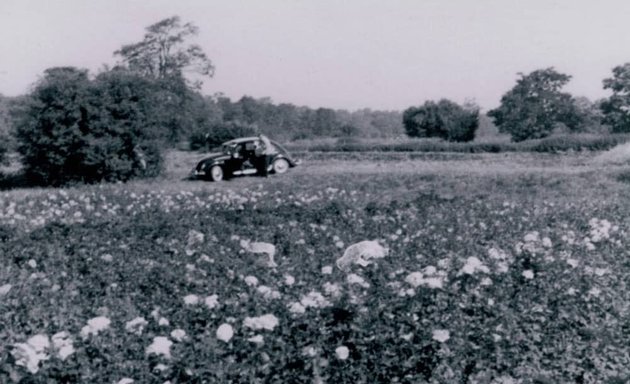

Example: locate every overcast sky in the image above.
[2,0,630,111]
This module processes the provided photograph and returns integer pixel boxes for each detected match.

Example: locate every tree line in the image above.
[2,16,630,186]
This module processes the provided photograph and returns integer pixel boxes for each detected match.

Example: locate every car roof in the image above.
[223,137,260,145]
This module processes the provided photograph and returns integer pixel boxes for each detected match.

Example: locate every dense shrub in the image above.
[403,99,479,142]
[13,67,164,186]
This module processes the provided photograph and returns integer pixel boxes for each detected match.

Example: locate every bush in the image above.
[13,67,164,186]
[403,99,478,142]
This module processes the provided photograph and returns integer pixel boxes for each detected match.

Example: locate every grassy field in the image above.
[1,150,629,383]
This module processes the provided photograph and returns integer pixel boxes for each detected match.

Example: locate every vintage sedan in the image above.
[191,137,299,181]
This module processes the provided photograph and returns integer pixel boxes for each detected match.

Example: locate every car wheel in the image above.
[272,158,290,174]
[209,165,224,181]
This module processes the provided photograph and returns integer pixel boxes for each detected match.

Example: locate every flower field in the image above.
[1,152,629,383]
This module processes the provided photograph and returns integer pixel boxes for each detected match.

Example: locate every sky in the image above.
[2,0,630,111]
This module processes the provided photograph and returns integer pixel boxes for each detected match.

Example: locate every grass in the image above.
[1,150,629,382]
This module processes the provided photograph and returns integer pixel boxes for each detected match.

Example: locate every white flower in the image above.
[405,270,445,289]
[347,273,370,288]
[243,314,279,331]
[542,237,552,248]
[125,317,148,335]
[248,335,264,344]
[322,282,342,298]
[335,346,350,360]
[244,275,259,287]
[588,287,601,297]
[459,257,489,275]
[81,316,111,338]
[302,346,317,357]
[432,329,450,343]
[117,379,135,384]
[158,317,170,326]
[146,337,173,359]
[405,272,424,288]
[336,240,388,271]
[183,294,199,305]
[284,274,295,286]
[27,259,37,268]
[216,323,234,342]
[12,334,50,373]
[204,294,219,309]
[0,283,12,295]
[425,276,445,289]
[101,253,113,262]
[240,241,277,267]
[480,277,493,286]
[594,268,609,276]
[566,258,579,268]
[522,270,534,279]
[288,302,306,314]
[257,285,281,300]
[51,331,74,360]
[187,229,205,247]
[523,231,540,243]
[170,329,187,342]
[321,265,333,275]
[301,291,332,308]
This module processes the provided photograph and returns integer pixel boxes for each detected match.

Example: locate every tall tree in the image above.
[601,63,630,133]
[114,16,214,87]
[488,68,582,142]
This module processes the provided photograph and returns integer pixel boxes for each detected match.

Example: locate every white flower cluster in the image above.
[458,257,490,276]
[243,314,279,331]
[11,332,75,374]
[405,265,447,289]
[587,218,616,243]
[336,240,388,271]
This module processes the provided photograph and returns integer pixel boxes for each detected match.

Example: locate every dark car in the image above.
[191,137,300,181]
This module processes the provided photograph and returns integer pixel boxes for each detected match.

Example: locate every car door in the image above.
[240,141,259,175]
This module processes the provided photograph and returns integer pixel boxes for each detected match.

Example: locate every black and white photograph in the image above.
[1,0,629,382]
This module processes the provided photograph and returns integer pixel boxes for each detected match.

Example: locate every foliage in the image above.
[114,16,214,87]
[215,96,404,141]
[488,68,583,141]
[573,96,608,134]
[13,67,164,186]
[200,121,258,149]
[0,162,628,382]
[601,63,630,133]
[403,99,479,142]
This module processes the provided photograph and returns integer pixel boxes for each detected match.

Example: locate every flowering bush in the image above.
[0,181,628,383]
